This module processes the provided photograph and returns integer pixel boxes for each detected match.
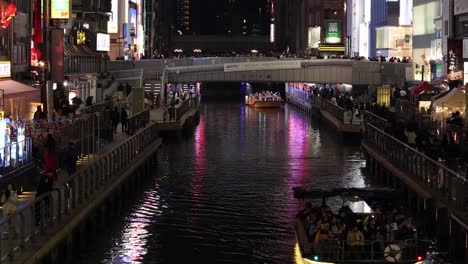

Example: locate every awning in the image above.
[0,80,40,98]
[410,81,430,95]
[64,43,95,57]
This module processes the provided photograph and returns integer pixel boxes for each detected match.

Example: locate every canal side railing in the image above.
[364,111,388,130]
[127,108,150,135]
[0,122,160,262]
[165,95,199,122]
[363,122,468,213]
[322,99,345,122]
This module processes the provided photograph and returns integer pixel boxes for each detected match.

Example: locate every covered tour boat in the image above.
[293,187,432,264]
[245,91,284,108]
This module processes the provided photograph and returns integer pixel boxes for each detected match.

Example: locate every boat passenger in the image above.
[347,225,365,259]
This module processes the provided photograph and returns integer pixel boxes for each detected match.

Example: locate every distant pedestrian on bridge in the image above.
[111,107,120,133]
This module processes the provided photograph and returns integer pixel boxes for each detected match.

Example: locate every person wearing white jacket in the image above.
[1,184,18,237]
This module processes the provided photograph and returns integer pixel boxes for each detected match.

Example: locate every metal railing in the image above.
[287,88,311,103]
[79,101,113,116]
[364,111,388,130]
[310,238,430,263]
[0,122,160,262]
[0,138,33,176]
[322,99,345,122]
[126,109,150,135]
[363,122,468,213]
[310,96,323,107]
[165,95,199,122]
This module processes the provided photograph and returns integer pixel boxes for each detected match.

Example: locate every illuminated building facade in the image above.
[277,0,346,56]
[108,0,146,60]
[412,0,441,81]
[176,0,191,34]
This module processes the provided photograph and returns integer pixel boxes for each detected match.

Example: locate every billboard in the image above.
[325,20,341,44]
[0,61,11,78]
[455,0,468,15]
[51,0,69,19]
[96,33,110,51]
[108,0,118,33]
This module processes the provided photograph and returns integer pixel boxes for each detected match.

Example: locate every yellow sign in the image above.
[0,61,11,78]
[51,0,69,19]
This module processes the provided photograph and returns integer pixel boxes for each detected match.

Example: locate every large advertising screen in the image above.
[108,0,118,33]
[51,0,69,19]
[96,33,110,51]
[308,27,320,48]
[325,20,341,44]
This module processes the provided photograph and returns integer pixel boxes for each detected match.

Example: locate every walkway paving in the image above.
[0,108,164,221]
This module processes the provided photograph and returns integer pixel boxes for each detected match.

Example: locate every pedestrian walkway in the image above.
[0,108,162,223]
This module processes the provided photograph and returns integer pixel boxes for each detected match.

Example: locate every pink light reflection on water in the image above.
[287,112,309,182]
[189,113,206,222]
[286,111,310,219]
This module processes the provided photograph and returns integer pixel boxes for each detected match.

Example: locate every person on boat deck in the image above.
[308,218,322,242]
[330,216,345,237]
[313,224,331,249]
[347,225,365,247]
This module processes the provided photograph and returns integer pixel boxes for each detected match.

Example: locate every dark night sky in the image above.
[191,0,269,35]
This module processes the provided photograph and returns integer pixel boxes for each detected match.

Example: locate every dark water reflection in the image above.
[81,101,367,264]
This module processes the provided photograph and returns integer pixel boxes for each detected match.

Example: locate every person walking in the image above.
[65,142,79,176]
[1,184,18,236]
[121,107,128,133]
[35,170,53,226]
[111,107,120,133]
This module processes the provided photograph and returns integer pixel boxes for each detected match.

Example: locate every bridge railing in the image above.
[0,122,160,262]
[363,122,468,213]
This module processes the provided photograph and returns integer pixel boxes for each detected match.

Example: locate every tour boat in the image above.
[245,95,284,108]
[293,187,431,264]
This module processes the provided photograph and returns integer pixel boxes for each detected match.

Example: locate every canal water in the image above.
[80,100,368,264]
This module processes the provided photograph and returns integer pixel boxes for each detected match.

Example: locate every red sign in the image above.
[1,3,16,29]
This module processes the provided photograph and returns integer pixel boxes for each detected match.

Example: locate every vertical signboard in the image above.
[50,29,64,82]
[463,39,468,59]
[108,0,118,33]
[325,20,341,43]
[51,0,69,19]
[464,62,468,85]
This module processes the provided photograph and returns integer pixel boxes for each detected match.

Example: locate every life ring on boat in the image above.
[384,244,401,262]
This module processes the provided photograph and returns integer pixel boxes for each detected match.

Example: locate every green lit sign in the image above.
[51,0,69,19]
[325,20,341,44]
